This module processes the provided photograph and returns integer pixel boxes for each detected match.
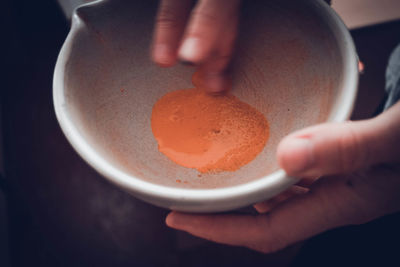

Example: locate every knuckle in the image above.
[206,47,234,70]
[192,8,220,26]
[215,50,233,61]
[338,122,364,172]
[341,172,385,225]
[315,176,370,226]
[257,242,283,254]
[207,54,231,71]
[305,183,340,226]
[156,7,183,28]
[252,216,288,253]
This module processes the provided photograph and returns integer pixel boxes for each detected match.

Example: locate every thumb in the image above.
[277,102,400,177]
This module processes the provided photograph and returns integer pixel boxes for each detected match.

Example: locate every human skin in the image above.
[151,0,331,93]
[166,101,400,253]
[152,0,400,253]
[151,0,241,93]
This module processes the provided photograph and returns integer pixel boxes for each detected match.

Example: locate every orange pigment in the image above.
[151,77,269,173]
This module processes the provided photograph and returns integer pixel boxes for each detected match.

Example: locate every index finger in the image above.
[178,0,240,63]
[152,0,192,67]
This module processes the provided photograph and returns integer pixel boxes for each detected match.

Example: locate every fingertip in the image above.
[253,202,271,214]
[277,137,314,176]
[152,44,176,67]
[165,211,187,229]
[204,73,231,93]
[165,211,176,227]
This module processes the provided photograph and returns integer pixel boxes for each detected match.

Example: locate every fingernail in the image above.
[253,202,272,214]
[179,37,200,62]
[153,44,174,66]
[165,212,183,228]
[283,138,314,174]
[165,213,174,227]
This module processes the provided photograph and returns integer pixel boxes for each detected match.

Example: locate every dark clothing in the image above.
[385,43,400,109]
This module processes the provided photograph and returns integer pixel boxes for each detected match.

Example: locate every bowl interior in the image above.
[62,0,342,189]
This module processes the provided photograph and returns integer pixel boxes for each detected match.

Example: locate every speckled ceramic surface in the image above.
[53,0,358,212]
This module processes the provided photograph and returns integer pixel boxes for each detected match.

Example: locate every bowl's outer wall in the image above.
[53,0,358,211]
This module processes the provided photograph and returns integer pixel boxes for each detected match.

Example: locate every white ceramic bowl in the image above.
[53,0,358,212]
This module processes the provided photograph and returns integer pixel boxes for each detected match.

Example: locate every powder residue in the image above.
[151,80,269,173]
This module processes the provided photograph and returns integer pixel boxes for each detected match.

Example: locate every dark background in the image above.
[2,0,400,266]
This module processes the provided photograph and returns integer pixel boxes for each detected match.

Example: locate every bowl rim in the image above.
[53,0,358,207]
